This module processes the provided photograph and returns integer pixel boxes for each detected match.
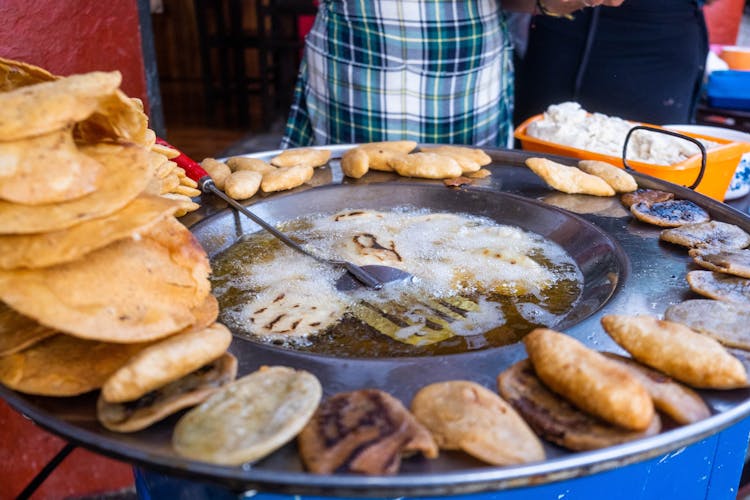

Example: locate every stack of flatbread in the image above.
[0,57,236,433]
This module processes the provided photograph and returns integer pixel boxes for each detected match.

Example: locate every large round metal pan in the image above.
[3,147,750,497]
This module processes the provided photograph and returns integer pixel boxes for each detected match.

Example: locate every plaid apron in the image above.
[281,0,514,148]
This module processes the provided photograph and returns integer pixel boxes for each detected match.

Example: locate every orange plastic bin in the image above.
[514,114,750,201]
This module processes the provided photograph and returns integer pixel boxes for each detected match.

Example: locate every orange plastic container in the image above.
[514,114,750,201]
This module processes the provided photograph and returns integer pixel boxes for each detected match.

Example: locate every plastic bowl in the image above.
[720,46,750,71]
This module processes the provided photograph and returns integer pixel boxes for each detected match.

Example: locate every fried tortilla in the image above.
[524,328,654,430]
[0,194,184,269]
[97,353,237,433]
[660,221,750,250]
[0,142,155,234]
[74,90,151,147]
[299,389,438,475]
[0,71,121,141]
[630,200,710,228]
[498,360,661,451]
[602,353,710,425]
[0,303,56,356]
[0,56,55,90]
[664,299,750,350]
[0,218,211,342]
[601,314,748,389]
[0,334,149,396]
[0,127,103,205]
[577,160,638,193]
[411,380,545,466]
[621,188,674,208]
[172,366,322,465]
[101,323,232,403]
[690,247,750,278]
[525,157,615,196]
[686,270,750,305]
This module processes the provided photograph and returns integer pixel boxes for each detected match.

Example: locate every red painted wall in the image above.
[0,0,148,109]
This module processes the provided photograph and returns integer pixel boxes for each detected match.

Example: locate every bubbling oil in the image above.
[211,208,583,357]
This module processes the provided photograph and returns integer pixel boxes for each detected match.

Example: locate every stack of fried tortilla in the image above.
[0,57,236,433]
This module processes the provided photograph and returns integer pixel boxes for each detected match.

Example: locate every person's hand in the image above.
[539,0,625,16]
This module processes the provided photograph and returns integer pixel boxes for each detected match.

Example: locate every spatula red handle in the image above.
[155,137,211,187]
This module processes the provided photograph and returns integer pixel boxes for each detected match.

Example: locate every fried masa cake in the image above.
[498,360,662,451]
[299,388,438,475]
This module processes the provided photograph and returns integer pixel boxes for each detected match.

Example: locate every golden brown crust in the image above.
[577,160,638,193]
[664,299,750,350]
[0,303,56,356]
[601,314,748,389]
[686,270,750,306]
[260,165,314,193]
[525,157,615,196]
[270,148,331,168]
[390,152,463,179]
[523,328,654,430]
[411,380,545,466]
[340,147,370,179]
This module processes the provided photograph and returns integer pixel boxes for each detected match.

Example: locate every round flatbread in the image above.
[0,127,103,205]
[0,217,211,342]
[101,323,233,403]
[0,71,122,141]
[620,188,674,208]
[0,56,56,91]
[630,200,710,228]
[298,389,438,475]
[172,365,322,465]
[497,360,662,451]
[74,90,150,147]
[664,299,750,350]
[0,142,155,234]
[686,270,750,306]
[690,247,750,279]
[0,334,149,396]
[410,380,545,466]
[660,221,750,250]
[97,353,238,433]
[0,302,56,356]
[0,194,184,269]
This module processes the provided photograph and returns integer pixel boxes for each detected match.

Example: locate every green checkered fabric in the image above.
[281,0,514,148]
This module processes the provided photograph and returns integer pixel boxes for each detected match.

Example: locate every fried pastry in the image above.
[200,158,231,190]
[660,221,750,250]
[0,142,154,234]
[299,389,438,475]
[630,199,710,228]
[524,328,653,430]
[601,314,748,389]
[525,157,615,196]
[690,247,750,278]
[340,147,370,179]
[664,299,750,350]
[621,188,674,208]
[101,323,232,403]
[172,366,322,465]
[498,360,661,451]
[390,152,463,179]
[260,164,314,193]
[270,148,331,168]
[359,141,417,171]
[577,160,637,193]
[224,170,262,200]
[420,145,491,174]
[97,353,237,433]
[686,270,750,305]
[411,380,545,466]
[0,303,56,356]
[225,156,276,175]
[0,334,149,396]
[0,194,183,269]
[602,353,710,425]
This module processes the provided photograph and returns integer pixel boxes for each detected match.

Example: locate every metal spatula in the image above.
[160,140,412,291]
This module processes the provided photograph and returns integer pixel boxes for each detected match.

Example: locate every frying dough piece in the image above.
[270,148,331,168]
[601,314,748,389]
[660,221,750,250]
[299,389,438,475]
[524,328,653,430]
[225,156,276,175]
[390,152,462,179]
[224,170,262,200]
[340,147,370,179]
[664,299,750,350]
[420,145,491,174]
[200,158,231,190]
[621,188,674,208]
[260,165,314,193]
[686,270,750,305]
[411,380,545,466]
[172,366,322,465]
[577,160,638,193]
[359,141,417,171]
[525,157,615,196]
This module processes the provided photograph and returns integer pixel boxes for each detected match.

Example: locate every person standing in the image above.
[514,0,713,126]
[282,0,624,148]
